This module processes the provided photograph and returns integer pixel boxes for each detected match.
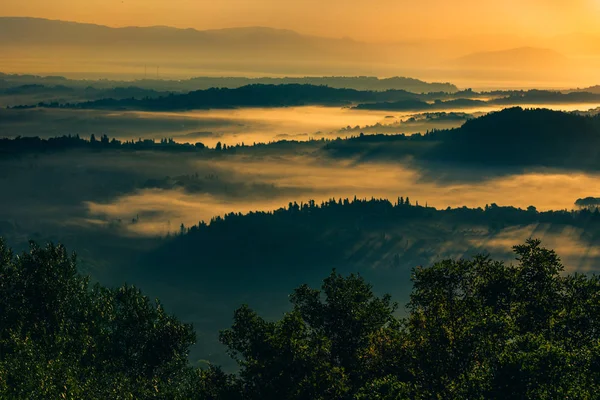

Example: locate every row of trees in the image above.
[0,134,329,154]
[0,134,208,153]
[185,197,599,237]
[2,237,600,398]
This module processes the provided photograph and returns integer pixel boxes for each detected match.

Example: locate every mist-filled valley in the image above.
[4,3,600,395]
[4,93,600,371]
[3,74,600,147]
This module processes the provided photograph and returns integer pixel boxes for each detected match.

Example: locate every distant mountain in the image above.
[183,76,458,93]
[455,47,570,70]
[0,17,314,49]
[0,72,458,93]
[0,17,393,74]
[3,17,597,86]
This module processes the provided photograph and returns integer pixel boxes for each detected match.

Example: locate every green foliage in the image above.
[3,237,600,398]
[354,376,414,400]
[218,239,600,399]
[0,239,197,399]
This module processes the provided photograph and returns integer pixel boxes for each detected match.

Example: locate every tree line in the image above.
[184,196,599,237]
[2,237,600,398]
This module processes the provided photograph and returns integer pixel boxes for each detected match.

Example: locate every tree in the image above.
[4,238,600,398]
[403,238,599,399]
[220,271,398,399]
[217,239,600,399]
[0,239,197,399]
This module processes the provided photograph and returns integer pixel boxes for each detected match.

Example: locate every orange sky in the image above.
[2,0,599,41]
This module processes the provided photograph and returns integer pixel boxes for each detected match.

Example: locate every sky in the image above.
[2,0,600,42]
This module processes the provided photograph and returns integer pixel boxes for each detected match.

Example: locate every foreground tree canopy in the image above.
[1,238,600,399]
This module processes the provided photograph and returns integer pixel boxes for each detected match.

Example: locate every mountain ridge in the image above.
[0,16,357,46]
[0,17,330,38]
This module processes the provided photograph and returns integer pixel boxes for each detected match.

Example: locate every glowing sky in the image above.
[2,0,599,41]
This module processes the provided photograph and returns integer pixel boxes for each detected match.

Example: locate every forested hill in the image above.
[129,196,600,377]
[144,197,600,291]
[425,107,600,168]
[323,107,600,171]
[25,84,427,110]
